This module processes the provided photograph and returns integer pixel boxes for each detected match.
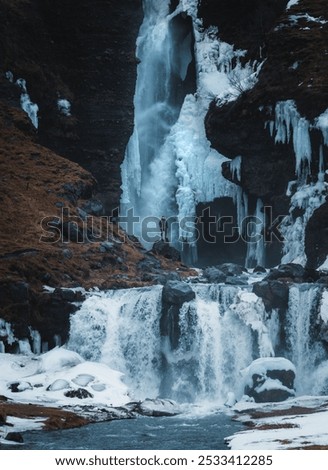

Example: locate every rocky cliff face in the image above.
[1,0,142,214]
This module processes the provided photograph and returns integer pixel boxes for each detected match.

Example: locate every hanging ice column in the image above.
[121,0,264,264]
[267,102,328,265]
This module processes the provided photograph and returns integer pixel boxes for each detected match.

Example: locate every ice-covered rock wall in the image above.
[267,101,328,265]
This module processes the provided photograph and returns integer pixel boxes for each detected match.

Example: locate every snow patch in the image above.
[57,99,71,116]
[286,0,299,9]
[16,78,39,129]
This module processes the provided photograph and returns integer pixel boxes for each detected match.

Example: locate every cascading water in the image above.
[120,0,264,266]
[286,284,326,394]
[67,282,328,404]
[120,0,196,244]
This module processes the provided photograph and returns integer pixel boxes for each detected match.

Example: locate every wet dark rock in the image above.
[152,241,181,261]
[225,276,248,286]
[217,263,246,276]
[318,276,328,286]
[162,281,195,306]
[203,267,226,283]
[265,263,306,282]
[64,388,93,399]
[250,388,294,403]
[161,282,195,350]
[253,265,267,274]
[5,432,24,443]
[306,202,328,269]
[253,280,289,310]
[319,323,328,344]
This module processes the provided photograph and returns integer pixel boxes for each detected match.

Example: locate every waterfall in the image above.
[67,282,328,403]
[120,0,264,266]
[120,0,196,245]
[285,284,326,394]
[68,286,163,400]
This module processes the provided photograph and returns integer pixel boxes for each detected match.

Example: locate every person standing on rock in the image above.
[159,216,168,242]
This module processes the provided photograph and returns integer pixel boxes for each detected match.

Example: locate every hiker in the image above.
[159,216,168,242]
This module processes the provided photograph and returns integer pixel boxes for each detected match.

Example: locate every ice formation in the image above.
[57,98,71,116]
[267,102,328,265]
[16,78,39,129]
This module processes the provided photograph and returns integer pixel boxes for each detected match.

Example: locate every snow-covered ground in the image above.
[1,348,328,449]
[0,348,129,409]
[227,396,328,449]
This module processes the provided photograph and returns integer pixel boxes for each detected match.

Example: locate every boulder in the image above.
[162,281,195,306]
[319,323,328,344]
[64,388,93,399]
[135,398,180,417]
[265,263,305,282]
[46,379,70,391]
[225,276,248,286]
[253,280,289,310]
[203,267,226,283]
[243,357,296,403]
[253,265,266,274]
[5,432,24,443]
[152,241,181,261]
[8,381,33,393]
[217,263,246,276]
[72,374,95,387]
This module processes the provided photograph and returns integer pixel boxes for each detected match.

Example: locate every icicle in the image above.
[29,328,41,355]
[230,156,242,182]
[245,199,265,268]
[271,100,311,179]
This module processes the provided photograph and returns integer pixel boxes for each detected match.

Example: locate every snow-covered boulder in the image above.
[242,357,296,403]
[46,379,70,391]
[38,347,83,373]
[72,374,95,387]
[8,381,33,393]
[136,398,181,417]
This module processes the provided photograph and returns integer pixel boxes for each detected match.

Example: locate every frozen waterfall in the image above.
[120,0,264,266]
